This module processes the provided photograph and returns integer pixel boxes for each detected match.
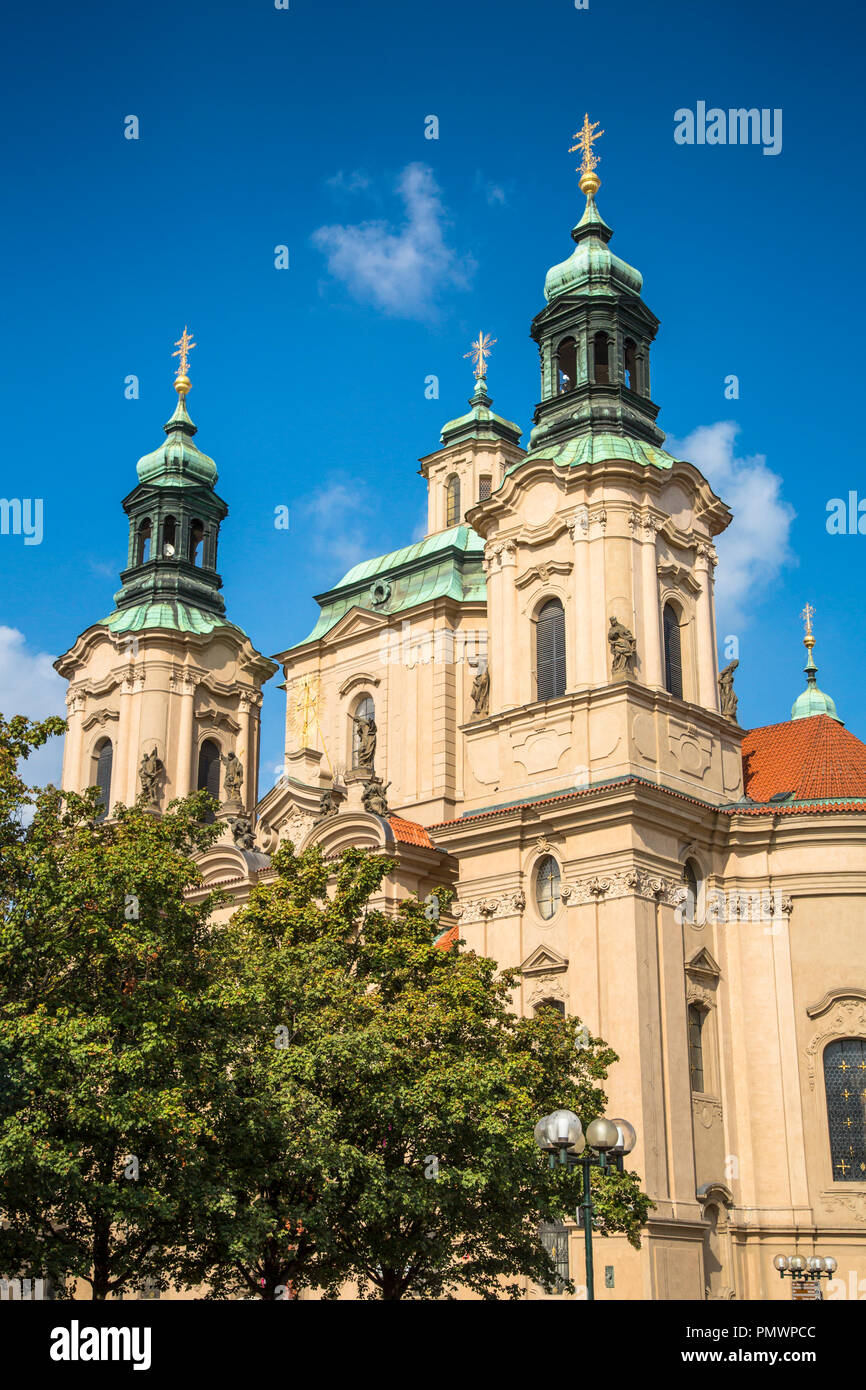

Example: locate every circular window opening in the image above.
[535,854,561,920]
[370,580,391,607]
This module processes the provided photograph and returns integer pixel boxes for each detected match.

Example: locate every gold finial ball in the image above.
[579,170,601,197]
[174,373,192,399]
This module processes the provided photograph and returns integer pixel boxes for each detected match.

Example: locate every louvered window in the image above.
[688,1004,705,1092]
[663,603,683,698]
[197,739,221,821]
[445,475,461,527]
[536,599,566,701]
[824,1039,866,1182]
[478,475,492,502]
[94,740,113,822]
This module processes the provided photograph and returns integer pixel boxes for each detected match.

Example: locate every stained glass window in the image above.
[824,1038,866,1182]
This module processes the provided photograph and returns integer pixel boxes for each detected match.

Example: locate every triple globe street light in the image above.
[534,1109,636,1301]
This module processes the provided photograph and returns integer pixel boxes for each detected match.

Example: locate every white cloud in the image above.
[312,163,473,319]
[0,626,66,787]
[299,481,373,573]
[474,171,509,206]
[325,168,372,195]
[667,421,796,630]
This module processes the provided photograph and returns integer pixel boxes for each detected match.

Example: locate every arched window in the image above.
[663,603,683,699]
[683,859,700,925]
[162,516,177,558]
[535,855,561,920]
[197,739,221,821]
[594,331,610,385]
[188,519,204,566]
[478,475,492,502]
[536,599,566,701]
[823,1038,866,1182]
[556,337,577,393]
[624,338,638,392]
[136,520,152,565]
[539,1220,570,1292]
[534,997,566,1018]
[688,1003,705,1092]
[445,475,461,527]
[93,738,113,822]
[352,695,375,769]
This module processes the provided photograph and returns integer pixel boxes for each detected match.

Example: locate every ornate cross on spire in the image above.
[570,114,605,195]
[464,330,497,380]
[802,602,815,641]
[172,326,196,397]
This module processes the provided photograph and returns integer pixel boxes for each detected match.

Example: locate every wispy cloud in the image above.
[325,168,373,196]
[312,163,473,320]
[0,626,66,787]
[474,171,509,206]
[299,481,373,573]
[667,421,796,630]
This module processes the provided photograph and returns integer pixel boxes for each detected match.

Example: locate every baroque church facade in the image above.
[56,156,866,1301]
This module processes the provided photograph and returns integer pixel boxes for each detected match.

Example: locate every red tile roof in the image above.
[742,715,866,803]
[434,925,460,951]
[387,815,434,848]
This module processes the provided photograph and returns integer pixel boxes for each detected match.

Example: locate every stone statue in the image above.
[228,813,257,851]
[138,748,163,807]
[362,776,391,817]
[718,659,739,721]
[608,616,637,674]
[314,786,339,823]
[352,714,377,775]
[221,750,244,802]
[470,663,490,717]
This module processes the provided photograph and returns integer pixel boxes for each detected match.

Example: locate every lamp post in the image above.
[774,1254,837,1300]
[534,1110,636,1301]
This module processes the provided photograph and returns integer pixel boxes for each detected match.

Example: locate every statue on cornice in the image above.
[608,616,637,674]
[139,748,163,807]
[470,662,490,717]
[221,750,244,801]
[362,776,391,817]
[228,813,257,851]
[352,713,377,775]
[718,660,739,721]
[314,786,339,824]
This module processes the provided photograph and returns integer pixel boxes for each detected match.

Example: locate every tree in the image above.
[190,841,650,1300]
[0,714,226,1299]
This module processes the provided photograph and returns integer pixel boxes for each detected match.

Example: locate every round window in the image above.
[535,854,561,920]
[370,580,391,607]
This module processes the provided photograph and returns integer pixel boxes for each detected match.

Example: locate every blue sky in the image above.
[2,0,865,788]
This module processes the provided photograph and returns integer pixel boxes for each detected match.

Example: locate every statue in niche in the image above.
[352,713,377,776]
[608,616,637,674]
[221,750,244,802]
[228,813,257,851]
[718,659,739,721]
[362,776,391,817]
[138,748,163,807]
[470,661,490,717]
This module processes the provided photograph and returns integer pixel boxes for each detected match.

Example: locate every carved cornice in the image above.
[805,998,866,1090]
[194,708,241,734]
[514,559,573,590]
[338,672,382,697]
[807,988,866,1020]
[81,709,119,731]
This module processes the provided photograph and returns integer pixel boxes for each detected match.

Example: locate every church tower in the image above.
[55,334,278,817]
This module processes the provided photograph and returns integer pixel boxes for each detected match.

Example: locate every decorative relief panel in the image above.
[805,999,866,1091]
[452,869,687,921]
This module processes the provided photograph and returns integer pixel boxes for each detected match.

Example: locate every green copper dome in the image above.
[440,377,522,448]
[790,624,842,722]
[544,195,643,303]
[135,396,218,487]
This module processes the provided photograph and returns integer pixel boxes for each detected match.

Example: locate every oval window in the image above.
[535,854,561,920]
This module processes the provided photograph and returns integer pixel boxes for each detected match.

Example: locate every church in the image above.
[55,122,866,1302]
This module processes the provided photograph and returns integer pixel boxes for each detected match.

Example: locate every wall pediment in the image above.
[520,944,569,976]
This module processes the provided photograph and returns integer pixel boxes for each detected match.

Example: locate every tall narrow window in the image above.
[197,739,221,821]
[536,599,566,701]
[624,338,638,392]
[556,337,577,393]
[663,603,683,698]
[535,855,561,920]
[188,519,204,566]
[683,859,699,925]
[352,696,375,769]
[162,515,177,558]
[688,1004,705,1092]
[94,739,113,822]
[824,1038,866,1182]
[136,520,152,565]
[478,475,492,502]
[445,475,461,527]
[594,331,610,385]
[539,1221,570,1293]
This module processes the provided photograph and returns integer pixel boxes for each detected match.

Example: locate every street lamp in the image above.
[774,1254,837,1300]
[534,1109,636,1301]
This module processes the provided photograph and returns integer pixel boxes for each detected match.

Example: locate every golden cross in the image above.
[172,326,196,379]
[464,330,496,380]
[570,113,604,178]
[843,1089,851,1099]
[839,1060,850,1072]
[836,1159,850,1175]
[801,602,815,639]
